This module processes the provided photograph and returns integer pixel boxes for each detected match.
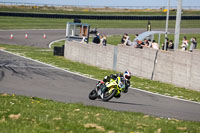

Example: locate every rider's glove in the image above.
[103,76,110,83]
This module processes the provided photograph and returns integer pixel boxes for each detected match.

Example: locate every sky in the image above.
[1,0,200,8]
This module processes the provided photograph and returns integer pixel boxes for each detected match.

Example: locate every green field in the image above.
[0,94,199,133]
[0,16,200,29]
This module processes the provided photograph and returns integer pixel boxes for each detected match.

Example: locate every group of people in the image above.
[120,33,198,52]
[121,33,133,46]
[90,32,198,52]
[161,38,174,50]
[121,33,160,50]
[136,39,160,50]
[161,36,197,52]
[92,33,107,46]
[181,36,197,52]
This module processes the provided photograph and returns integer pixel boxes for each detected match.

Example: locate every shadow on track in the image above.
[107,100,150,107]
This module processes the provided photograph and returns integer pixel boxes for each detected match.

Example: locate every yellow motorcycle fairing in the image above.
[106,77,125,96]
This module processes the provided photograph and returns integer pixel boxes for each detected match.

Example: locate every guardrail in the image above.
[1,12,200,20]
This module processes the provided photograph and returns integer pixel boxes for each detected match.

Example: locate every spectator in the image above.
[152,40,159,50]
[148,39,152,48]
[103,35,107,46]
[121,33,132,46]
[126,38,132,46]
[168,40,174,50]
[189,37,197,52]
[134,40,143,49]
[100,34,107,46]
[181,36,188,51]
[124,33,130,46]
[100,35,104,44]
[121,33,127,45]
[144,39,149,47]
[93,33,100,44]
[135,34,139,38]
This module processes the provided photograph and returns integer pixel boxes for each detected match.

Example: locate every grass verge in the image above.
[0,93,200,133]
[0,16,200,29]
[0,43,200,102]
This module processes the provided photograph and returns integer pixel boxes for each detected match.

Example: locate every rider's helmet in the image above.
[123,70,131,80]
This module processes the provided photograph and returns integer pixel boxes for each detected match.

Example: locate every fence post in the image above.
[174,0,182,50]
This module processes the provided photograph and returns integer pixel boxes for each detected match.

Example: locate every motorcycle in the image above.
[88,77,126,102]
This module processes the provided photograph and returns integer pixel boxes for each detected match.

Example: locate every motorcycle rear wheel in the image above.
[103,89,117,102]
[89,90,98,100]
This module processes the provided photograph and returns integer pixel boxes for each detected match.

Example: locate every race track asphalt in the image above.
[1,28,200,48]
[0,50,200,122]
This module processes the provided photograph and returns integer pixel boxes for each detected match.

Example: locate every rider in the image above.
[101,71,131,98]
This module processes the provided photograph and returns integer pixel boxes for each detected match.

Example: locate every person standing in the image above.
[148,39,152,48]
[168,40,174,50]
[189,37,197,52]
[93,33,100,44]
[124,33,130,46]
[181,36,189,51]
[152,40,159,50]
[100,35,107,46]
[121,33,127,45]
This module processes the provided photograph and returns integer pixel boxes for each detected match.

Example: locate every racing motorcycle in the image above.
[88,77,126,101]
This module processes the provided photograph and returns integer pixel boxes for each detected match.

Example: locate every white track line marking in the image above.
[1,49,200,105]
[48,39,65,48]
[0,65,55,69]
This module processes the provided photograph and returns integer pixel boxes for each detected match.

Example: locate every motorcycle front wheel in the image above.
[102,89,117,102]
[88,90,98,100]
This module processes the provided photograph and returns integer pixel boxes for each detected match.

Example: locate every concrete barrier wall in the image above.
[116,46,157,79]
[154,50,200,91]
[64,41,114,70]
[64,41,200,91]
[188,50,200,90]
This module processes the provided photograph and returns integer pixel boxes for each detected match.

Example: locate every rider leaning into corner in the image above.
[101,70,131,98]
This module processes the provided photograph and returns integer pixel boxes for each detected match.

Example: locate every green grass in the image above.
[0,94,200,133]
[0,43,200,102]
[0,16,200,29]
